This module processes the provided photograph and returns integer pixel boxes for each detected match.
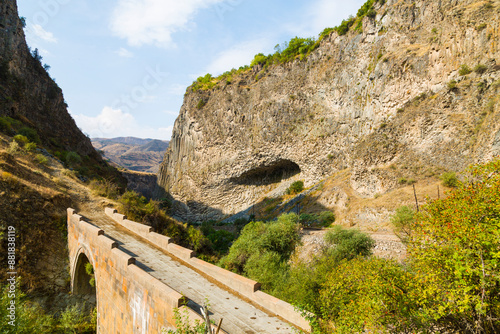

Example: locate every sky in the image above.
[17,0,365,141]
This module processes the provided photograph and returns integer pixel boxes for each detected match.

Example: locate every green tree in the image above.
[408,159,500,332]
[390,205,415,243]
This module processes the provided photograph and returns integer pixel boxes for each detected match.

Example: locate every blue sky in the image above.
[18,0,365,140]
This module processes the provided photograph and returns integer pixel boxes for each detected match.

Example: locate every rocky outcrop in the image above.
[0,0,96,157]
[158,0,500,221]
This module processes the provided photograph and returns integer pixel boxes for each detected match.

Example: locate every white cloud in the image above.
[205,38,271,75]
[27,24,58,43]
[110,0,224,47]
[116,47,134,58]
[72,107,173,140]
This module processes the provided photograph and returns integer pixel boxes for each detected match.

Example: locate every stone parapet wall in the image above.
[105,208,311,332]
[68,208,220,333]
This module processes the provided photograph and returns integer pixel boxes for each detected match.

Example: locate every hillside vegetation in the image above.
[216,159,500,333]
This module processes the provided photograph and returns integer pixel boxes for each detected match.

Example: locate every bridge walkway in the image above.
[82,211,295,334]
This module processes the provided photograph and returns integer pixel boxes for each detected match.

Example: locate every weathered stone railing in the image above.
[105,207,311,332]
[68,208,224,333]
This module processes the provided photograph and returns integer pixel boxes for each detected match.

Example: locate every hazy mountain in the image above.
[92,137,169,173]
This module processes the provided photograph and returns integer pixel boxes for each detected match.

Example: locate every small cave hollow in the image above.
[230,159,301,186]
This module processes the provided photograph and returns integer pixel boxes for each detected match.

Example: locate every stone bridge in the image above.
[67,208,310,333]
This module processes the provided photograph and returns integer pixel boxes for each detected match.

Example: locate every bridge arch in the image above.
[71,247,97,299]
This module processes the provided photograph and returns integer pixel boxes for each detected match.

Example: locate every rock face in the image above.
[158,0,500,221]
[0,0,96,157]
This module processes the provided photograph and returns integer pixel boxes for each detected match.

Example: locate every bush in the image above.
[165,308,205,334]
[447,79,457,90]
[250,53,269,67]
[286,180,304,195]
[324,226,375,262]
[89,179,120,199]
[390,205,415,242]
[458,64,472,76]
[59,303,96,333]
[65,151,82,167]
[0,117,12,133]
[318,211,335,226]
[0,282,54,333]
[24,142,36,152]
[17,127,40,144]
[440,171,459,187]
[118,191,155,221]
[196,99,206,109]
[13,134,29,144]
[407,159,500,332]
[366,8,377,18]
[219,213,300,274]
[474,63,488,74]
[6,141,20,155]
[35,154,48,165]
[318,257,419,334]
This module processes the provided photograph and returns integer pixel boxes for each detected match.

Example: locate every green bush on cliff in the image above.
[17,127,40,145]
[286,180,304,195]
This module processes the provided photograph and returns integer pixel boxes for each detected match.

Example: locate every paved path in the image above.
[82,213,294,334]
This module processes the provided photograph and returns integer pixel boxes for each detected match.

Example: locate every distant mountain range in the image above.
[92,137,169,173]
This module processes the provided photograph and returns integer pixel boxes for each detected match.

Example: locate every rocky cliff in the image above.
[158,0,500,222]
[0,0,96,158]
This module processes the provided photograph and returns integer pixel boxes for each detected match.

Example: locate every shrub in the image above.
[165,308,205,334]
[319,27,334,40]
[318,257,419,334]
[390,205,415,242]
[0,282,54,333]
[324,226,375,262]
[118,191,155,221]
[318,211,335,226]
[458,64,472,76]
[440,171,459,187]
[366,8,377,18]
[219,213,300,274]
[398,177,407,184]
[287,180,304,195]
[85,262,95,287]
[13,134,29,144]
[65,151,82,166]
[447,80,457,91]
[334,17,355,35]
[407,159,500,332]
[473,63,488,74]
[59,303,96,333]
[17,127,40,144]
[299,213,317,227]
[0,117,12,133]
[476,23,487,31]
[35,154,48,165]
[24,142,36,152]
[6,141,20,155]
[89,178,120,199]
[250,53,269,67]
[196,99,206,109]
[206,229,235,254]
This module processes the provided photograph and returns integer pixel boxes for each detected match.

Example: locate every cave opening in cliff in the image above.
[230,159,301,186]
